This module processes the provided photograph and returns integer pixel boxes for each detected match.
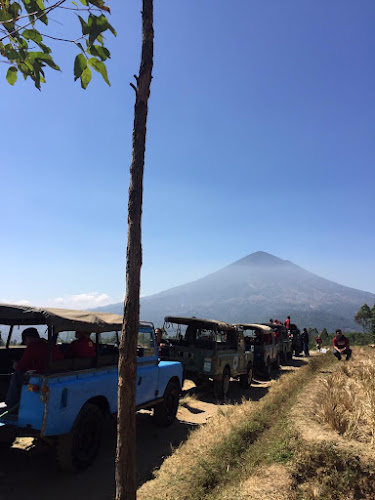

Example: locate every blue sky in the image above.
[1,0,374,309]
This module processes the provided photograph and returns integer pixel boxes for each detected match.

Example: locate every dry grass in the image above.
[290,441,375,500]
[314,348,375,444]
[288,348,375,500]
[210,464,292,500]
[138,355,332,500]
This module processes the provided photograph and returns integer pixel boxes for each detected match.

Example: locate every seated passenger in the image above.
[65,331,96,359]
[155,328,171,357]
[15,327,63,372]
[5,327,63,410]
[185,325,197,343]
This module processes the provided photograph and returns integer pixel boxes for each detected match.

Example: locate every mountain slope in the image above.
[98,252,375,331]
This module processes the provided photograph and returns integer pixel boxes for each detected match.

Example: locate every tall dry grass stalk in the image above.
[315,348,375,444]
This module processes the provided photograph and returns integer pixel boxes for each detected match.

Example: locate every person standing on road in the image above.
[155,328,171,357]
[284,316,291,330]
[301,328,310,357]
[315,335,323,351]
[333,329,352,361]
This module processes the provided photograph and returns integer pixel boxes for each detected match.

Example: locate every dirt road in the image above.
[0,359,307,500]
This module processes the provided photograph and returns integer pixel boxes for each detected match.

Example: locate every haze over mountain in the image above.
[97,252,375,331]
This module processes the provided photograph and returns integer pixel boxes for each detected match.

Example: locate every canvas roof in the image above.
[164,316,235,331]
[0,304,124,333]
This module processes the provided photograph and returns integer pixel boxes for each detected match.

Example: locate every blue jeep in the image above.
[0,304,183,471]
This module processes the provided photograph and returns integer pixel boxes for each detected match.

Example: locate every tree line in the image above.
[307,302,375,348]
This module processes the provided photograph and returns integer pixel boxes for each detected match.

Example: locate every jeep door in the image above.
[136,327,158,405]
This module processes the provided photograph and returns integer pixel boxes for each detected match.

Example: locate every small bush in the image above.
[291,441,375,500]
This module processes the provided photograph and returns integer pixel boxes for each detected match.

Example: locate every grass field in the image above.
[139,349,375,500]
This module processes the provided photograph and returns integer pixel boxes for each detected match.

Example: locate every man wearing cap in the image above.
[65,331,96,359]
[5,327,63,409]
[333,329,352,361]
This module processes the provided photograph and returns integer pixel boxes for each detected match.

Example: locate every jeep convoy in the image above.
[0,303,302,471]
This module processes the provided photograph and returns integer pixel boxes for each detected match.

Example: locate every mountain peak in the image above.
[231,251,288,267]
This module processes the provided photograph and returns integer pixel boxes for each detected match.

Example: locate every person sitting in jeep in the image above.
[5,328,63,409]
[65,330,96,359]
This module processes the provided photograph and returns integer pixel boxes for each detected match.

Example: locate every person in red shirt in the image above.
[333,329,352,361]
[65,331,96,359]
[315,335,323,351]
[284,316,291,330]
[15,331,63,372]
[5,327,63,410]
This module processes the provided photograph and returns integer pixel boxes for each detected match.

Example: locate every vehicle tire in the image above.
[240,363,253,389]
[153,380,180,427]
[264,358,272,379]
[272,353,280,370]
[56,403,104,472]
[214,367,230,400]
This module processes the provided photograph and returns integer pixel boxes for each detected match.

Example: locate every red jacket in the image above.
[284,319,291,329]
[65,337,96,359]
[333,336,349,350]
[15,339,63,373]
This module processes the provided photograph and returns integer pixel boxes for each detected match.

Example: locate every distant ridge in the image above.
[96,252,375,332]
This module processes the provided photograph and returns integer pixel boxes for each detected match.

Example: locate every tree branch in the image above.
[0,0,67,42]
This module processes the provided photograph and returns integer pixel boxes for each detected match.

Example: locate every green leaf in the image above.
[8,2,22,17]
[23,29,43,44]
[36,41,51,54]
[88,57,109,85]
[72,1,78,6]
[79,0,88,5]
[76,42,85,53]
[28,52,60,71]
[80,66,92,89]
[6,67,18,85]
[3,45,20,61]
[88,0,110,13]
[87,14,116,44]
[74,53,87,80]
[78,15,90,35]
[88,44,110,61]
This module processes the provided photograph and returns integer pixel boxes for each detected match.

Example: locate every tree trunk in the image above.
[115,1,153,499]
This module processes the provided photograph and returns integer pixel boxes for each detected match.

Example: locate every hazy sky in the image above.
[1,0,374,309]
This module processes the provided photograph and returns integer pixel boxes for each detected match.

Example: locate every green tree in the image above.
[354,303,372,333]
[320,327,328,341]
[371,304,375,340]
[1,0,115,89]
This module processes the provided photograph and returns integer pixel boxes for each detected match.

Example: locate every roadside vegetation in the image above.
[314,348,375,443]
[139,349,375,500]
